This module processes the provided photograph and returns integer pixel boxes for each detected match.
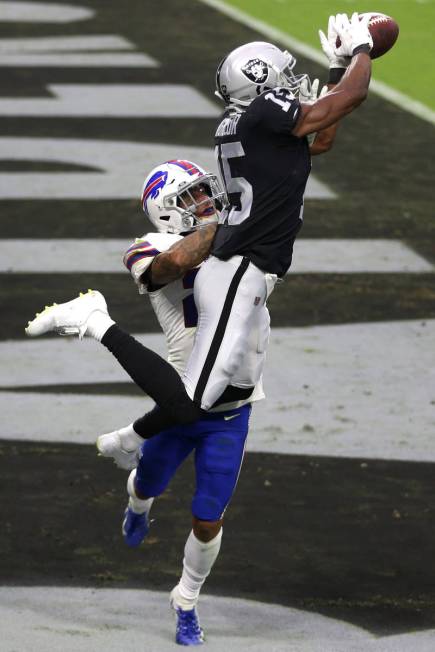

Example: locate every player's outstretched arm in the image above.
[309,15,350,155]
[293,13,372,138]
[145,223,217,285]
[307,83,340,155]
[298,78,335,155]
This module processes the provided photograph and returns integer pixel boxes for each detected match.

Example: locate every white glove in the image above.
[305,84,328,146]
[334,12,373,58]
[299,77,318,103]
[299,78,329,104]
[319,15,350,68]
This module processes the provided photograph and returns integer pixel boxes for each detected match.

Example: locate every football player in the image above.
[92,12,374,441]
[26,9,372,492]
[26,159,268,646]
[25,14,372,640]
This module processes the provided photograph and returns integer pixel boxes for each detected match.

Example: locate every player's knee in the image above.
[135,467,167,499]
[192,515,223,542]
[192,493,224,524]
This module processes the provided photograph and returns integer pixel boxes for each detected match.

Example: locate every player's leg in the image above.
[183,256,276,410]
[25,290,202,431]
[99,255,272,446]
[122,425,195,547]
[131,259,274,441]
[230,302,271,390]
[170,405,250,644]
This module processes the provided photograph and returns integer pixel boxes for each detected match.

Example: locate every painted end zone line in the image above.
[198,0,435,126]
[0,239,431,273]
[1,321,434,463]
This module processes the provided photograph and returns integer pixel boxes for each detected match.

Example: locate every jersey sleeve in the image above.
[253,88,301,136]
[123,238,161,285]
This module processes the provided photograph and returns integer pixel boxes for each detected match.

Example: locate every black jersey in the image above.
[212,87,311,277]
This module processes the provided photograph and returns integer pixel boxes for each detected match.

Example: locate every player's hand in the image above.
[299,77,319,103]
[334,12,373,58]
[319,15,351,69]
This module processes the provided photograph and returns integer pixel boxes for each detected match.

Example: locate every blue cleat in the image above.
[173,606,204,646]
[122,507,149,547]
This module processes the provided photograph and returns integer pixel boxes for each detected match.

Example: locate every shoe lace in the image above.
[177,608,201,635]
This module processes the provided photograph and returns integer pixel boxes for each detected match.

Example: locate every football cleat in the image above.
[122,507,150,547]
[170,588,204,646]
[25,289,107,339]
[96,425,143,470]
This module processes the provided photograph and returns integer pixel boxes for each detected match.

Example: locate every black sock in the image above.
[101,325,201,429]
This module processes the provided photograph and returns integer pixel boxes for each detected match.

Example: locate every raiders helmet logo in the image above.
[241,58,269,84]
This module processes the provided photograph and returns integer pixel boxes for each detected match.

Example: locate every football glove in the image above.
[299,78,329,104]
[306,84,329,146]
[319,15,351,69]
[299,77,317,103]
[334,12,373,58]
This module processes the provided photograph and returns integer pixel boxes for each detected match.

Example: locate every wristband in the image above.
[328,67,346,84]
[352,44,371,56]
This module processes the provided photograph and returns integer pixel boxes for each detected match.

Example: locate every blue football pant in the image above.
[134,404,251,521]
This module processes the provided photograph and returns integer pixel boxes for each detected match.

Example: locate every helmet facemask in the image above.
[166,173,226,233]
[273,50,311,97]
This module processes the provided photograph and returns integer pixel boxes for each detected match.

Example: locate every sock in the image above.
[175,529,223,609]
[134,405,186,439]
[86,310,115,342]
[101,325,202,430]
[127,469,154,515]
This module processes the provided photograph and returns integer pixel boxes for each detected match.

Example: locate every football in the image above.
[337,13,399,59]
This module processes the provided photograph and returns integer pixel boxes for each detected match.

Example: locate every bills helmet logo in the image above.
[142,170,168,209]
[241,58,269,84]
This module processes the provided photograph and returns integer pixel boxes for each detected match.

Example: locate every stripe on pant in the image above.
[193,256,251,405]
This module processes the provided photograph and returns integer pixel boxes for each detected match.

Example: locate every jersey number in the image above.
[215,142,253,225]
[264,91,292,112]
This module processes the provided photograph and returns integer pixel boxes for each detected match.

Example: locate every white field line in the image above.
[0,587,380,652]
[1,321,434,462]
[2,586,435,651]
[0,238,432,273]
[0,1,94,23]
[198,0,435,126]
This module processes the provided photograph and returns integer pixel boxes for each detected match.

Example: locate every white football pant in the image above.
[183,255,276,410]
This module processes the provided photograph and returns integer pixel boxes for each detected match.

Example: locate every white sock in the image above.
[175,529,223,608]
[127,469,154,515]
[85,310,115,342]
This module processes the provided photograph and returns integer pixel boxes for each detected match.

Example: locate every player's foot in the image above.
[122,506,150,547]
[170,587,204,646]
[96,424,143,470]
[25,289,108,339]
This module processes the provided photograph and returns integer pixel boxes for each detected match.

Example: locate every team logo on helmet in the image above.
[142,170,168,207]
[241,58,269,84]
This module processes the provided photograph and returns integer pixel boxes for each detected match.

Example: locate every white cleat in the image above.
[96,424,144,470]
[25,289,107,338]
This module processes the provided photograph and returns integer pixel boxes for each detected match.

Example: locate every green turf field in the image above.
[222,0,435,110]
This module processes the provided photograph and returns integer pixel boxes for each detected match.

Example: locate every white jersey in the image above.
[123,232,265,410]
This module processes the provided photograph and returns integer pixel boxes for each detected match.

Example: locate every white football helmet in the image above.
[141,160,226,234]
[215,41,311,107]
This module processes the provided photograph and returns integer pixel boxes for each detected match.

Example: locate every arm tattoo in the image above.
[149,223,217,285]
